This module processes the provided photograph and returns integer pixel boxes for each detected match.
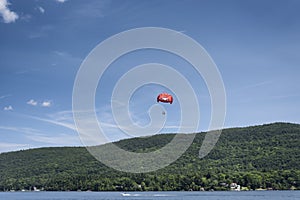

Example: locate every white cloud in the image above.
[37,6,45,14]
[41,100,52,107]
[27,99,53,107]
[27,99,38,106]
[4,105,13,111]
[0,0,19,23]
[55,0,67,3]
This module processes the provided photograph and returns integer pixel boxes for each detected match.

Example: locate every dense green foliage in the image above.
[0,122,299,191]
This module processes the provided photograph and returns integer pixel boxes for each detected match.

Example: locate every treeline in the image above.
[0,122,299,191]
[2,169,299,191]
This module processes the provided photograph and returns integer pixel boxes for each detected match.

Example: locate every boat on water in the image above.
[121,193,141,197]
[121,193,131,196]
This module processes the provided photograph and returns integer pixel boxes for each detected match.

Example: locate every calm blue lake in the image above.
[0,191,299,200]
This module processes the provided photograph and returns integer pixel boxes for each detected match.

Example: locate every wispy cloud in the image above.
[0,125,81,149]
[20,14,31,22]
[53,50,83,63]
[28,25,54,39]
[238,80,272,91]
[31,115,77,132]
[0,0,19,23]
[232,80,273,96]
[63,1,108,20]
[25,105,184,147]
[55,0,68,3]
[31,108,126,144]
[53,50,69,57]
[270,94,300,100]
[3,105,13,111]
[26,132,80,146]
[0,125,19,132]
[0,94,11,100]
[0,142,30,153]
[0,126,42,134]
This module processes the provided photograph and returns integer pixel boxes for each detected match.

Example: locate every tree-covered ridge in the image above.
[0,122,299,191]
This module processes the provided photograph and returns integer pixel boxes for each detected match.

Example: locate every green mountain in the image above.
[0,122,299,191]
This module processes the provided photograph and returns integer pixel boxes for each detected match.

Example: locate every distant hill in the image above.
[0,122,299,191]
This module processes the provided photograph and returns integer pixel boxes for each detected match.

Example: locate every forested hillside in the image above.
[0,122,299,191]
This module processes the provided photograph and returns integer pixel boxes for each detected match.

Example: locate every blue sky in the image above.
[0,0,300,152]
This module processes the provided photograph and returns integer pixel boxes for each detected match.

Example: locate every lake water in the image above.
[0,191,299,200]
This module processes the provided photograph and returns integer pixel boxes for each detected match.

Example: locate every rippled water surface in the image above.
[1,191,299,200]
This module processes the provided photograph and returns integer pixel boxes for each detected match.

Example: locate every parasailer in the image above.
[157,93,173,104]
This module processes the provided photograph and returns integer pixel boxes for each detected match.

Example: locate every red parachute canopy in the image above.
[157,93,173,104]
